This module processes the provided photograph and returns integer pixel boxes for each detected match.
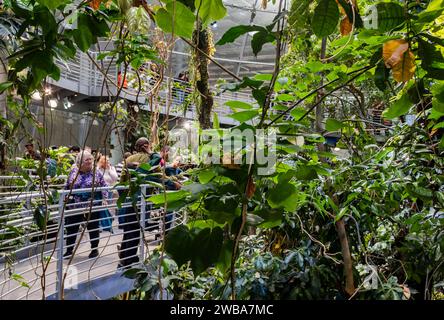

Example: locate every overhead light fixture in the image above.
[48,99,58,109]
[31,91,42,100]
[63,97,73,109]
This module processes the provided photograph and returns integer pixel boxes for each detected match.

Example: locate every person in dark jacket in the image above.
[117,139,180,268]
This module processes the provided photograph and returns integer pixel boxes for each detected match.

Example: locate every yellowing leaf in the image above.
[392,50,416,82]
[340,16,353,35]
[336,0,358,36]
[336,0,346,15]
[383,39,416,82]
[246,176,256,199]
[89,0,102,10]
[383,39,409,68]
[261,0,268,10]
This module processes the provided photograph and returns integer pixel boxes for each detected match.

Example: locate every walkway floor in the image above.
[0,227,159,300]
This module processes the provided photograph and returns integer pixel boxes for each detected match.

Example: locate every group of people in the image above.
[62,137,184,268]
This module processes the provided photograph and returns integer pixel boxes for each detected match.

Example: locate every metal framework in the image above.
[0,177,185,300]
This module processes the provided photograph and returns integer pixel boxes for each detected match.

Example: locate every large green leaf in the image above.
[418,39,444,80]
[252,87,269,108]
[187,219,224,230]
[254,208,283,229]
[228,110,259,123]
[155,2,195,39]
[294,165,318,181]
[312,0,340,37]
[36,0,70,10]
[306,61,332,73]
[148,190,190,205]
[15,49,59,86]
[431,81,444,113]
[33,5,57,36]
[420,33,444,47]
[205,194,240,224]
[417,0,444,24]
[383,93,413,119]
[213,111,220,129]
[288,0,311,31]
[251,30,276,56]
[198,169,216,184]
[222,77,264,91]
[0,82,13,93]
[72,27,94,52]
[325,118,345,132]
[71,14,109,52]
[194,0,227,25]
[190,227,224,275]
[216,25,265,46]
[374,60,390,91]
[375,2,405,32]
[267,181,298,212]
[406,183,434,201]
[216,239,233,272]
[225,100,254,110]
[291,107,306,121]
[33,206,48,232]
[164,225,193,267]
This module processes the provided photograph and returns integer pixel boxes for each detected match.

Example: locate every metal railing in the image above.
[50,51,395,130]
[49,51,255,124]
[0,179,185,300]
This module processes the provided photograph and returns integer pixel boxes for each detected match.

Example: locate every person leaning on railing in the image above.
[116,151,133,228]
[63,150,108,260]
[117,138,181,268]
[118,137,153,268]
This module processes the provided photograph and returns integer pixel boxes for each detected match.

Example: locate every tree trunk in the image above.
[316,38,327,153]
[193,22,213,129]
[335,219,356,296]
[0,53,8,172]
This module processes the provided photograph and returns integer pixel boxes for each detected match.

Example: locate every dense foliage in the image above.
[0,0,443,300]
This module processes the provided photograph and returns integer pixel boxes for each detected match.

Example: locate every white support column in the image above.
[110,127,123,166]
[139,185,147,262]
[56,192,65,300]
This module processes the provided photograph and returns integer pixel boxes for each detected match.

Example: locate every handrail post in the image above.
[140,185,146,263]
[56,191,65,300]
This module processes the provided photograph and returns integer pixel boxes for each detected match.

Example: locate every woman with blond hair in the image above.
[64,150,107,259]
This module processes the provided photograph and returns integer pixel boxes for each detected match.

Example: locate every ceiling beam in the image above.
[235,0,259,77]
